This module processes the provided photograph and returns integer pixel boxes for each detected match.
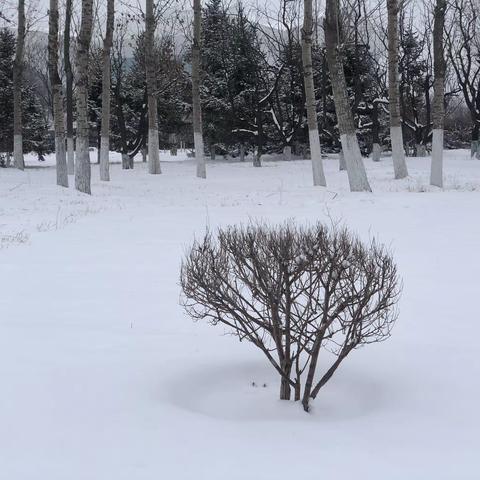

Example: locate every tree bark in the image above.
[387,0,409,179]
[100,0,115,181]
[324,0,371,191]
[430,0,446,187]
[371,102,381,161]
[75,0,94,194]
[48,0,68,187]
[472,123,480,159]
[302,0,326,186]
[64,0,74,175]
[145,0,161,174]
[13,0,25,170]
[339,148,346,170]
[192,0,206,178]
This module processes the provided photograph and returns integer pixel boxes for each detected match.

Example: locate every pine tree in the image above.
[0,28,51,164]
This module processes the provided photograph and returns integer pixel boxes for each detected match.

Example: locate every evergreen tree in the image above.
[0,28,51,164]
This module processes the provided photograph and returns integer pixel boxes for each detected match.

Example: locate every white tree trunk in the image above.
[148,127,160,174]
[324,0,371,191]
[308,129,325,182]
[339,148,346,170]
[371,143,381,162]
[192,0,206,178]
[67,137,74,174]
[99,0,114,182]
[145,0,161,175]
[239,143,245,162]
[100,136,110,180]
[13,0,25,171]
[302,0,326,186]
[387,0,409,179]
[430,0,446,187]
[340,133,372,191]
[75,0,93,194]
[416,144,427,157]
[64,0,74,176]
[430,129,443,187]
[194,132,206,178]
[13,136,23,170]
[390,126,405,165]
[48,0,68,188]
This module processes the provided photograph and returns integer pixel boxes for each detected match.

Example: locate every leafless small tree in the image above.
[180,223,401,412]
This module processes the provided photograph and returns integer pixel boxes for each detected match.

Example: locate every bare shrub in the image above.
[180,222,401,412]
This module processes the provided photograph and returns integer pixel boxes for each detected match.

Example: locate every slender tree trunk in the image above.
[254,101,263,167]
[239,143,245,161]
[324,0,371,192]
[99,0,115,181]
[339,148,346,170]
[13,0,25,170]
[64,0,75,175]
[75,0,94,194]
[472,123,480,158]
[192,0,206,178]
[302,0,326,186]
[387,0,409,179]
[145,0,161,174]
[430,0,446,187]
[280,374,291,400]
[371,102,381,161]
[48,0,68,187]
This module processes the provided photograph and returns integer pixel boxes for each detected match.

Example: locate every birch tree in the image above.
[430,0,446,187]
[145,0,161,174]
[13,0,25,170]
[64,0,74,174]
[192,0,206,178]
[48,0,68,187]
[387,0,408,178]
[99,0,115,181]
[324,0,371,192]
[75,0,94,194]
[301,0,326,186]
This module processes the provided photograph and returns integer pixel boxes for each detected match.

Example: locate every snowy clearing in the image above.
[1,151,479,479]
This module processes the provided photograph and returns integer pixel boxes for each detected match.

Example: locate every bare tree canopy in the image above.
[181,222,401,412]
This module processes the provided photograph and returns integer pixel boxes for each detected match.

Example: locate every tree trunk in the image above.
[371,102,381,161]
[13,0,25,170]
[387,0,409,179]
[280,376,291,400]
[472,123,480,158]
[254,103,263,167]
[75,0,94,194]
[430,0,446,186]
[302,0,326,186]
[145,0,161,175]
[99,0,115,182]
[64,0,75,175]
[339,148,346,170]
[239,143,245,162]
[416,144,426,157]
[192,0,206,178]
[48,0,68,187]
[324,0,371,192]
[372,144,382,162]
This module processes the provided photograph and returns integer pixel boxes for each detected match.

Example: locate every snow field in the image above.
[1,150,479,479]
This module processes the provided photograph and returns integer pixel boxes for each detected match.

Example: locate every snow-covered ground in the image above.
[1,150,479,479]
